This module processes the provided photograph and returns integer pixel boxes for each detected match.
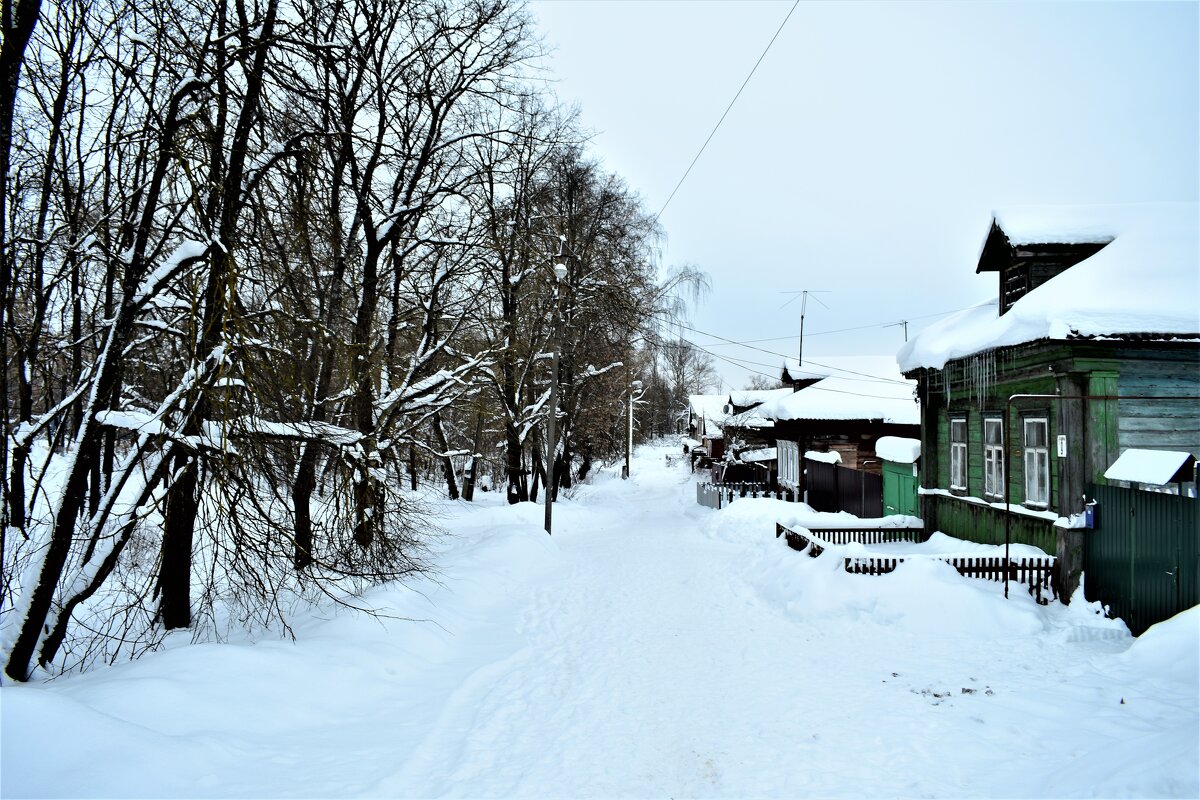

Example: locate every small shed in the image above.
[877,436,921,516]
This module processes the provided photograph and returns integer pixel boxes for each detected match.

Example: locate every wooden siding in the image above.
[937,371,1061,511]
[922,493,1057,555]
[1117,355,1200,458]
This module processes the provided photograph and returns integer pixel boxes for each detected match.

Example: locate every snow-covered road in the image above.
[3,443,1197,798]
[384,475,820,797]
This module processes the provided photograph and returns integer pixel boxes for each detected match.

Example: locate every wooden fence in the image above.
[805,460,884,517]
[696,482,796,510]
[776,523,1056,603]
[774,523,924,554]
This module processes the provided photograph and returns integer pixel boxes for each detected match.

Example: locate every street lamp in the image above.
[544,237,573,535]
[623,379,646,479]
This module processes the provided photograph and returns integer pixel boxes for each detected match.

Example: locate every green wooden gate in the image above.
[1083,483,1199,635]
[882,461,919,517]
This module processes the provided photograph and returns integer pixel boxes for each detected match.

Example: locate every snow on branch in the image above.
[577,361,623,383]
[129,239,210,309]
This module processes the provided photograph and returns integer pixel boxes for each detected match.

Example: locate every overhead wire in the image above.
[698,306,972,345]
[652,0,801,224]
[628,0,931,397]
[649,312,914,385]
[640,325,917,402]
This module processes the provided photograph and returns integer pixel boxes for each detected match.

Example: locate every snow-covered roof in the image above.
[688,394,730,430]
[719,389,793,430]
[1104,449,1196,485]
[738,447,777,463]
[728,388,791,408]
[759,356,918,425]
[899,203,1199,372]
[990,205,1127,247]
[876,436,921,464]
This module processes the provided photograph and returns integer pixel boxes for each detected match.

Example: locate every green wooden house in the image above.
[898,203,1199,597]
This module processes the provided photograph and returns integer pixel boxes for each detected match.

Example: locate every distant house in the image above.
[899,203,1199,597]
[758,357,920,493]
[687,393,729,462]
[717,388,791,483]
[723,388,790,448]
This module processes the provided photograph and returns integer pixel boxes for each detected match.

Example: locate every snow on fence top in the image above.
[1103,449,1196,486]
[898,202,1199,372]
[876,436,921,464]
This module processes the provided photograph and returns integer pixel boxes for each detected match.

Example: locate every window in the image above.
[950,417,967,490]
[983,418,1004,498]
[1024,418,1049,507]
[777,440,799,489]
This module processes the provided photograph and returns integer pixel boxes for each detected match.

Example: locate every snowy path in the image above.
[385,482,816,797]
[2,444,1197,798]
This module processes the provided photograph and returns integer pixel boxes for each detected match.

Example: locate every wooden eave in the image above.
[907,338,1200,395]
[975,222,1012,273]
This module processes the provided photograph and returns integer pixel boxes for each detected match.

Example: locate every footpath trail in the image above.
[384,456,822,797]
[4,443,1195,799]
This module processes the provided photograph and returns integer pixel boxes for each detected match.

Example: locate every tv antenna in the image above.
[780,290,831,370]
[884,319,909,342]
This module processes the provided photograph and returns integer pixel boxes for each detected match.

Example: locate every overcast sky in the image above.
[527,0,1199,392]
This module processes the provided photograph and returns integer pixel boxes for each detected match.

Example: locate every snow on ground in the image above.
[2,443,1197,798]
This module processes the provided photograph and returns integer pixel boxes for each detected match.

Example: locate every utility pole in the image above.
[544,238,571,535]
[885,319,909,342]
[624,380,645,479]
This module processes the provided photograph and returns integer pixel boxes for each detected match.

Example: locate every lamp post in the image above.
[544,237,571,535]
[623,379,645,479]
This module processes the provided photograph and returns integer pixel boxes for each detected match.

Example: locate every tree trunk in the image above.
[292,443,319,570]
[158,0,279,626]
[431,414,459,500]
[462,413,483,501]
[0,0,42,535]
[156,448,197,629]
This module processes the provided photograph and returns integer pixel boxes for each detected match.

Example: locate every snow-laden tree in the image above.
[1,0,706,681]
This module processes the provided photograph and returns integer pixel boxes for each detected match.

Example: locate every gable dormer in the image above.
[976,218,1112,314]
[780,364,823,393]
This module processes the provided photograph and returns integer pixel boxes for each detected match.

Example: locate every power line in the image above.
[697,306,971,345]
[644,326,918,402]
[653,1,800,224]
[653,315,912,385]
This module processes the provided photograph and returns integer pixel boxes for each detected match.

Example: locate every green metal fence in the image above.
[1084,483,1199,635]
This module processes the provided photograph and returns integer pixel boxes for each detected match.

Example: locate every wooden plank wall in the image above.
[1118,355,1200,458]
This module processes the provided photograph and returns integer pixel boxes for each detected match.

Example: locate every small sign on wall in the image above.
[1057,434,1067,458]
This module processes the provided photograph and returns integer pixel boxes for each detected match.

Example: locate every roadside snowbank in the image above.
[1,446,1195,799]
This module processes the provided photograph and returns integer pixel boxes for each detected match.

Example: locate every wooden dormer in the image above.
[976,221,1111,314]
[780,364,824,393]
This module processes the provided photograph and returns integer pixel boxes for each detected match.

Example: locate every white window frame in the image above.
[949,417,967,491]
[1023,417,1050,507]
[983,417,1004,499]
[777,441,796,489]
